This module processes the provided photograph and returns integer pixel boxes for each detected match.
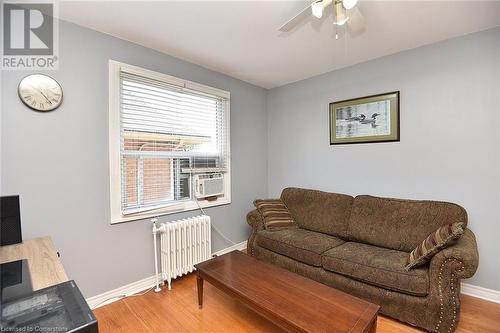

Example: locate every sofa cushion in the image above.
[322,242,429,296]
[280,187,354,239]
[406,222,465,270]
[256,228,345,266]
[253,199,298,231]
[347,195,468,252]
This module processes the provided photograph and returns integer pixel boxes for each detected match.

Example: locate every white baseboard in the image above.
[461,283,500,304]
[212,240,247,256]
[86,275,159,309]
[86,241,247,309]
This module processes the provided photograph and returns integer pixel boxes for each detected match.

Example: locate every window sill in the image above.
[110,197,231,224]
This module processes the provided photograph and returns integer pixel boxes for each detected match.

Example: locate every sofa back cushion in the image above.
[347,195,468,252]
[280,188,354,238]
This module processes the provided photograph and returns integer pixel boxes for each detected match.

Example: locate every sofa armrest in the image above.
[427,229,478,332]
[429,228,479,280]
[247,209,265,229]
[246,210,265,256]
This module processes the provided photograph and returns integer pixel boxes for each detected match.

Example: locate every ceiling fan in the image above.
[278,0,365,36]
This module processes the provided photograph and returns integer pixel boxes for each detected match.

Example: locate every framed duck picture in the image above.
[329,91,400,145]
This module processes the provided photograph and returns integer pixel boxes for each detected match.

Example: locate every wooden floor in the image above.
[94,273,500,333]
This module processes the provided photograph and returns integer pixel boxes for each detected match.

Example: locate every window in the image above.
[109,61,230,223]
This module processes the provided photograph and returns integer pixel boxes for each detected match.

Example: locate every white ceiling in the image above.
[59,1,500,89]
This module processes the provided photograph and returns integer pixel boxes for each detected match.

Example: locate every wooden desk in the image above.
[0,236,68,291]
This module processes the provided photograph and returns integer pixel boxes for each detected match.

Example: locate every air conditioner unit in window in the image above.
[194,173,224,199]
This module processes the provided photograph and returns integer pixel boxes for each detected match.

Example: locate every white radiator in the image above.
[152,215,211,290]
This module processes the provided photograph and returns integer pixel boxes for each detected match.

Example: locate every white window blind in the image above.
[118,69,229,215]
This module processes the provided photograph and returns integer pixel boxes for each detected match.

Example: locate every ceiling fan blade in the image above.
[278,3,313,32]
[347,7,365,35]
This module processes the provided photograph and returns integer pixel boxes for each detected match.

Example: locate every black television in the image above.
[0,195,22,246]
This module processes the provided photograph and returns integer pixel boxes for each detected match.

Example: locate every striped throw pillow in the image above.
[254,199,297,231]
[405,222,465,271]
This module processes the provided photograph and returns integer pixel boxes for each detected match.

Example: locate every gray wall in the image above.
[0,21,268,298]
[267,27,500,291]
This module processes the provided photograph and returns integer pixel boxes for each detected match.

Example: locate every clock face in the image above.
[18,74,63,112]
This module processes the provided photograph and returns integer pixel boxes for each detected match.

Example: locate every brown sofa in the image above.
[247,187,479,333]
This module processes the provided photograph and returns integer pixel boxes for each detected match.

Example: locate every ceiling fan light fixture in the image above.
[311,0,323,19]
[342,0,358,10]
[333,1,349,25]
[335,17,349,26]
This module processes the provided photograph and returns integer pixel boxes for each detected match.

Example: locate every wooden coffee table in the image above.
[194,251,379,333]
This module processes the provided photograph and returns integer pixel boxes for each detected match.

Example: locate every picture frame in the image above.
[329,91,400,145]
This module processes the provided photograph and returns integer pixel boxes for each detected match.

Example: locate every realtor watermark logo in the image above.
[1,0,59,69]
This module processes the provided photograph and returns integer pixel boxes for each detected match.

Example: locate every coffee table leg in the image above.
[368,317,378,333]
[197,272,204,309]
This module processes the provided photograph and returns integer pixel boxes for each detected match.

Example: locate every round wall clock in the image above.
[18,74,63,112]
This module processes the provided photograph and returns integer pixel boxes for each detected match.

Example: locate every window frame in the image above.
[109,60,231,224]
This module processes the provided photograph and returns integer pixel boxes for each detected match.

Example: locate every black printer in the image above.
[1,259,98,332]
